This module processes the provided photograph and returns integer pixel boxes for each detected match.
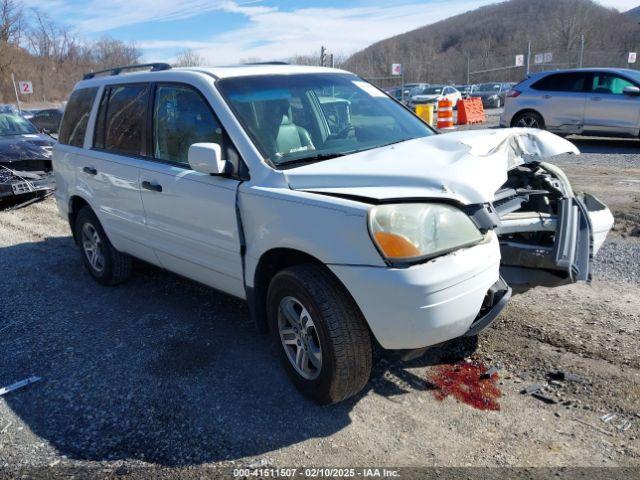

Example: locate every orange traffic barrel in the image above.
[437,99,454,129]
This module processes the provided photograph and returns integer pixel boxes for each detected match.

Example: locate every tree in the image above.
[173,49,205,67]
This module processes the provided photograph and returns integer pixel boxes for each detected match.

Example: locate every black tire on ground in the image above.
[511,110,545,129]
[74,206,132,286]
[267,263,373,405]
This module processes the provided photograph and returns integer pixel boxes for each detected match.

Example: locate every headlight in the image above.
[368,203,484,263]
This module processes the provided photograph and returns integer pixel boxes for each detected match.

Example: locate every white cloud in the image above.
[144,0,499,64]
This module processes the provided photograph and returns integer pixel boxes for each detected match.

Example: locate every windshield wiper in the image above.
[276,151,348,167]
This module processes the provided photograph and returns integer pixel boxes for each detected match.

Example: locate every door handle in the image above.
[542,94,552,99]
[141,180,162,192]
[590,97,602,101]
[82,166,97,175]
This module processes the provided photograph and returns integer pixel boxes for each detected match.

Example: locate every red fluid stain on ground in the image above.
[428,361,501,411]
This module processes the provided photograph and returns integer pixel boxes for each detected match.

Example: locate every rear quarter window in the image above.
[531,73,588,92]
[58,87,98,147]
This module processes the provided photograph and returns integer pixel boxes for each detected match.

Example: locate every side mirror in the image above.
[188,143,228,175]
[623,86,640,96]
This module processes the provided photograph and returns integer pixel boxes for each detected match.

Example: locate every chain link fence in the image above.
[359,47,640,88]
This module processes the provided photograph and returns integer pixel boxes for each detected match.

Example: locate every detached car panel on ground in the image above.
[53,64,613,404]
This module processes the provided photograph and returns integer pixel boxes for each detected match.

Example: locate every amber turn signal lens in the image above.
[374,231,422,259]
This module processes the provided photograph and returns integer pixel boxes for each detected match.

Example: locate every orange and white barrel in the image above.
[436,99,454,129]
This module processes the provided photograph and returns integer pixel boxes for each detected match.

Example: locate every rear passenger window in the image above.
[531,73,587,92]
[152,84,222,165]
[94,84,149,156]
[59,87,98,147]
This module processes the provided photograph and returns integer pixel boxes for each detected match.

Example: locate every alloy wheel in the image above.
[278,296,322,380]
[81,222,105,273]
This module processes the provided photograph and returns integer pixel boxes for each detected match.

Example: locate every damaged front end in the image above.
[0,137,56,209]
[0,166,55,203]
[495,162,613,293]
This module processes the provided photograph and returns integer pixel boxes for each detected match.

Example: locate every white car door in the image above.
[64,84,154,265]
[138,83,245,298]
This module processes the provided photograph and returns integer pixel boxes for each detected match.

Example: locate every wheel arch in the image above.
[510,108,545,128]
[68,195,92,245]
[247,247,363,335]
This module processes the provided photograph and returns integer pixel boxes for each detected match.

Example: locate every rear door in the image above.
[583,72,640,136]
[138,82,245,298]
[87,83,155,264]
[529,72,590,134]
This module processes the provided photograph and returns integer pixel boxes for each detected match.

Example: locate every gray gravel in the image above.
[593,237,640,284]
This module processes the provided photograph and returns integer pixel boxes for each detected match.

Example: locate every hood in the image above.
[0,133,55,163]
[284,128,579,205]
[411,94,440,102]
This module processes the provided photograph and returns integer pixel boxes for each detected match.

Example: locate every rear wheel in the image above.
[75,207,132,286]
[267,264,372,404]
[512,111,545,129]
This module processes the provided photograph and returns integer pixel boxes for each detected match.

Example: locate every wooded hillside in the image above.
[342,0,640,85]
[0,0,141,104]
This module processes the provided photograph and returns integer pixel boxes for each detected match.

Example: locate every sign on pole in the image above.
[543,52,553,63]
[534,53,544,64]
[18,81,33,94]
[628,52,637,64]
[391,63,402,76]
[515,54,524,67]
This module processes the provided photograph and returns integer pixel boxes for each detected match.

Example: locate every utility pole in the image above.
[11,73,21,112]
[320,46,326,67]
[578,34,585,68]
[525,41,531,77]
[466,54,470,85]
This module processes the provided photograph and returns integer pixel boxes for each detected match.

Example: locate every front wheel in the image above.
[512,111,545,129]
[267,264,372,404]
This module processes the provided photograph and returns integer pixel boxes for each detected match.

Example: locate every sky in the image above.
[22,0,640,64]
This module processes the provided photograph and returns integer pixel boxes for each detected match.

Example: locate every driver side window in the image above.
[591,74,635,95]
[153,84,223,165]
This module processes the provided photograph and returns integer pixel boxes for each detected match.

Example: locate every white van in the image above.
[54,63,613,404]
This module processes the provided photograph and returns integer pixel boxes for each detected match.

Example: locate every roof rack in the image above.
[83,62,172,80]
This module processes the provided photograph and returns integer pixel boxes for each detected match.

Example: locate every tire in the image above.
[267,263,372,404]
[511,110,545,129]
[75,206,132,286]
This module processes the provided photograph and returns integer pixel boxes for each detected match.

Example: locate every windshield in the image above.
[477,83,501,92]
[218,73,434,166]
[0,113,38,136]
[415,86,443,95]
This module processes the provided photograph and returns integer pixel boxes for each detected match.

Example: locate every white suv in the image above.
[54,63,614,404]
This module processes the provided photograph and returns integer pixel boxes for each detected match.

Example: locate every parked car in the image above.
[408,85,462,109]
[20,109,40,120]
[0,104,19,114]
[30,108,64,134]
[385,83,429,104]
[501,68,640,136]
[0,112,55,204]
[471,82,514,108]
[455,84,477,99]
[54,63,613,404]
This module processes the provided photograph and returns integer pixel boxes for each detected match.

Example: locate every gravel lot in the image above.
[0,121,638,476]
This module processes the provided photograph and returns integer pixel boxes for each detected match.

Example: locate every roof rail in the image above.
[83,62,172,80]
[241,61,289,66]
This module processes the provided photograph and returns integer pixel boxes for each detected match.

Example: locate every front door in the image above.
[583,72,640,136]
[138,83,245,298]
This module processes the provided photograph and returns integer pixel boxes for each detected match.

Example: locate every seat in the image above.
[276,113,315,154]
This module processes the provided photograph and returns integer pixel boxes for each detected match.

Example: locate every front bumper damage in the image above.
[0,167,55,206]
[494,162,614,293]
